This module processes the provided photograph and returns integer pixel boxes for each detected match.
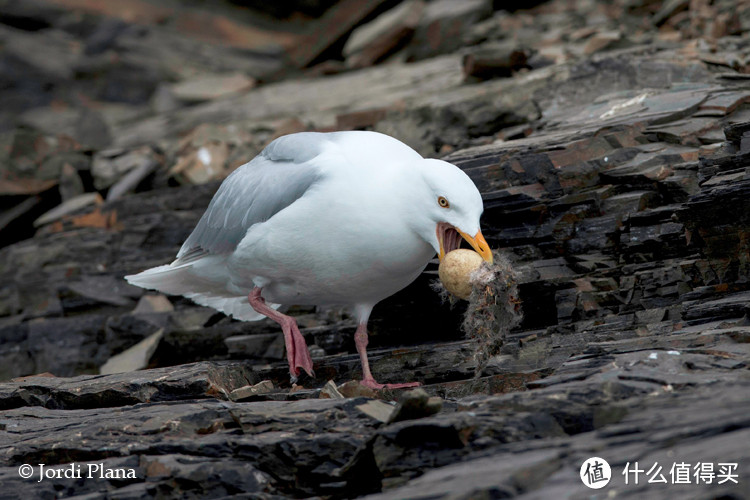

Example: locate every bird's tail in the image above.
[183,292,275,322]
[125,262,278,322]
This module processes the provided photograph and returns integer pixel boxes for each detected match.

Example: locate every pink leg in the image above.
[248,287,314,382]
[354,323,420,390]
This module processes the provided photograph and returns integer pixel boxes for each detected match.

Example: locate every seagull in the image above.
[126,131,492,389]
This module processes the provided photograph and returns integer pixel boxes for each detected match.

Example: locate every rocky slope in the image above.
[0,0,749,498]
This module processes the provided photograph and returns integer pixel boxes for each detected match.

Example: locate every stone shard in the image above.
[229,379,275,401]
[407,0,493,61]
[286,0,390,69]
[91,146,161,190]
[33,192,102,227]
[99,328,164,375]
[344,0,425,69]
[169,73,255,103]
[462,42,529,80]
[356,399,396,422]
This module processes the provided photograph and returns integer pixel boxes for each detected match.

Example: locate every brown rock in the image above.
[229,380,275,401]
[583,30,623,54]
[319,379,345,399]
[169,73,255,103]
[286,0,390,69]
[344,0,425,68]
[462,42,528,80]
[408,0,492,60]
[338,380,379,399]
[33,192,102,227]
[697,91,750,116]
[336,108,389,130]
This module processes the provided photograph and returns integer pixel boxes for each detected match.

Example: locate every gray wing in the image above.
[175,133,328,262]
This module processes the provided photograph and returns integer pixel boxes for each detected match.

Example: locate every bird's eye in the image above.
[437,196,450,208]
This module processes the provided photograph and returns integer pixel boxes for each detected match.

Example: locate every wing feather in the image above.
[175,133,328,262]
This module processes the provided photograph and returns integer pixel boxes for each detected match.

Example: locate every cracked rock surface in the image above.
[0,0,749,497]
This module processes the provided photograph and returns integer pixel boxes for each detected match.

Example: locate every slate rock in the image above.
[343,0,425,69]
[99,328,164,375]
[169,73,255,103]
[462,41,529,80]
[0,1,749,497]
[91,146,162,190]
[407,0,493,61]
[0,361,258,410]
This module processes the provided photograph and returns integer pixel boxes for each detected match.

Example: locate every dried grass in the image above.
[433,250,523,377]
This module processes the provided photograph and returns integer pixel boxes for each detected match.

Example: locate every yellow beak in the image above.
[438,228,493,264]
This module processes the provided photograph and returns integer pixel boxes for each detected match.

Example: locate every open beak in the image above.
[437,223,493,264]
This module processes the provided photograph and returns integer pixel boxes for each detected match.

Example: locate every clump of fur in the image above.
[433,251,523,377]
[464,251,523,377]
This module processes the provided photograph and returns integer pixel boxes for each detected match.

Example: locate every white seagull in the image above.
[126,131,492,389]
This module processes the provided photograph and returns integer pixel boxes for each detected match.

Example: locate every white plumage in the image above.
[126,131,491,388]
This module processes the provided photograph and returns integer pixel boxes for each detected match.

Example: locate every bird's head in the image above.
[411,159,493,264]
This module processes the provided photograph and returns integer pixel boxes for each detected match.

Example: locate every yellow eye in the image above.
[437,196,450,208]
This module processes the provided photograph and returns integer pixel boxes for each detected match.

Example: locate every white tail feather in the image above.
[183,293,276,322]
[125,263,279,322]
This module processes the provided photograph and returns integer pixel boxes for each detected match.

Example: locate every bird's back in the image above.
[126,131,431,317]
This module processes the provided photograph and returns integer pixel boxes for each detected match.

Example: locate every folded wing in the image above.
[126,133,330,320]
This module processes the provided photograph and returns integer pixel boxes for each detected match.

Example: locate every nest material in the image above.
[433,250,523,377]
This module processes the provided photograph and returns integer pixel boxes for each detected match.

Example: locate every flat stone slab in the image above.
[0,361,257,410]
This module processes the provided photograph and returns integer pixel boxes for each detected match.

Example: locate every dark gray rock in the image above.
[0,361,258,410]
[1,0,750,497]
[407,0,493,61]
